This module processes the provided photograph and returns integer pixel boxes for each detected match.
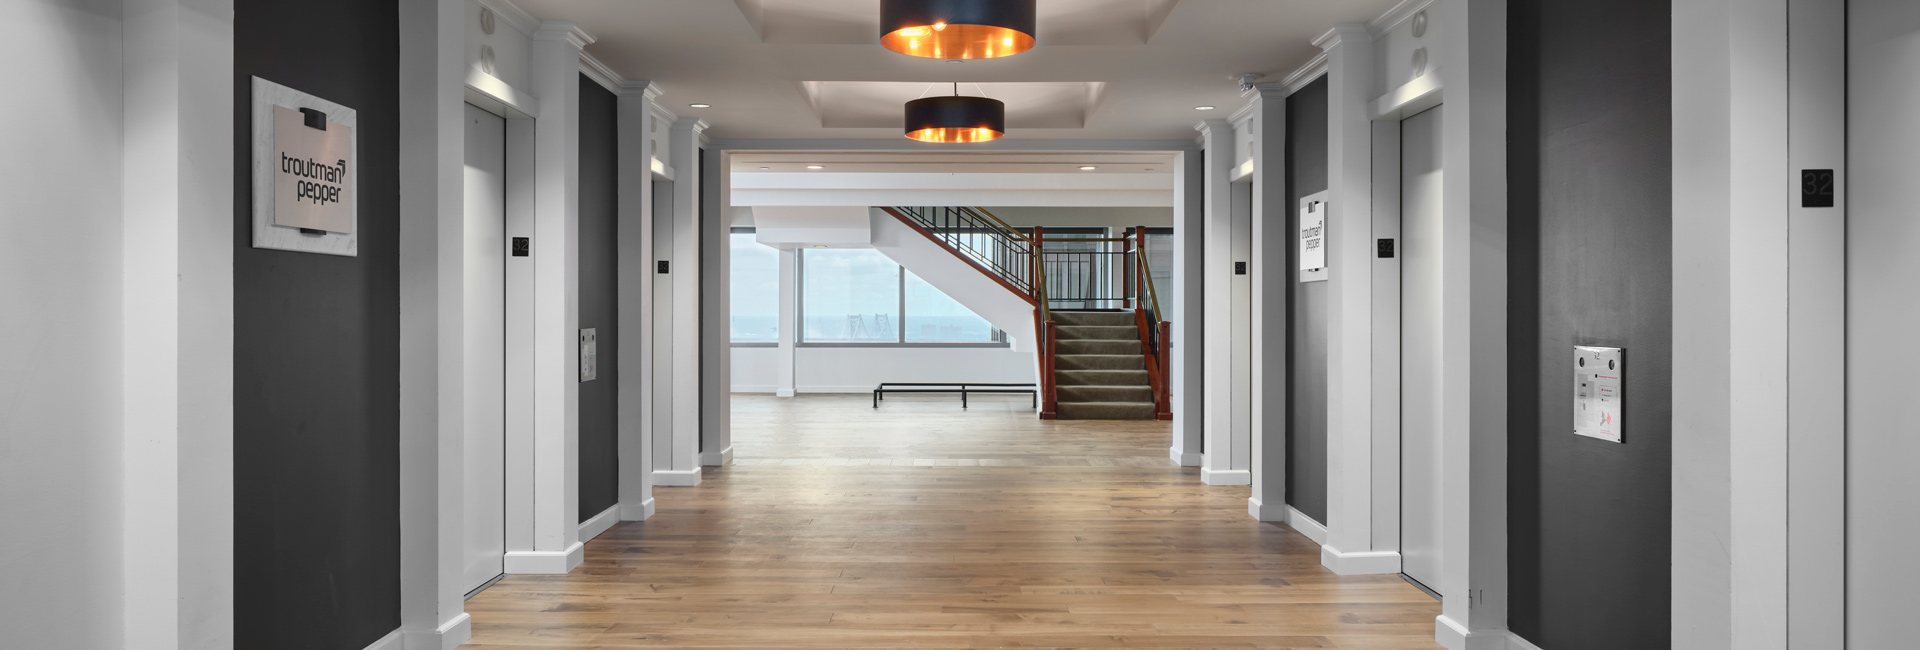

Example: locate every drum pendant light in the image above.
[880,0,1037,60]
[905,84,1006,143]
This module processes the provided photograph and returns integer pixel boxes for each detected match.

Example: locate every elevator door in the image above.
[462,103,507,595]
[1399,105,1445,592]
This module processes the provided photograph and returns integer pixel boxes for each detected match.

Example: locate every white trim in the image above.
[465,66,540,120]
[1321,545,1401,575]
[359,629,403,650]
[653,468,703,486]
[1200,467,1251,486]
[503,542,585,574]
[1433,614,1512,650]
[474,0,539,36]
[776,388,797,398]
[619,497,657,522]
[1288,506,1329,545]
[708,138,1200,152]
[1281,51,1330,92]
[400,612,473,650]
[700,445,735,466]
[532,21,595,50]
[1504,631,1545,650]
[1370,70,1445,122]
[578,504,621,543]
[732,384,779,393]
[1169,446,1201,466]
[579,52,622,94]
[1369,0,1439,37]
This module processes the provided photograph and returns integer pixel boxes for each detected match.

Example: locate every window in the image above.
[800,248,1004,346]
[729,229,779,344]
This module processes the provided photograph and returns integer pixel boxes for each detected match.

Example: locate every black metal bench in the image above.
[872,382,1038,409]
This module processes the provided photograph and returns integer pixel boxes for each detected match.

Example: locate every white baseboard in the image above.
[1284,505,1328,544]
[504,542,584,575]
[699,445,734,466]
[360,628,402,650]
[579,504,621,543]
[653,468,702,486]
[1505,631,1544,650]
[732,385,777,393]
[776,388,796,397]
[400,612,472,650]
[797,385,877,394]
[1200,467,1251,485]
[1432,615,1526,650]
[1320,544,1401,575]
[1169,446,1201,466]
[620,497,656,521]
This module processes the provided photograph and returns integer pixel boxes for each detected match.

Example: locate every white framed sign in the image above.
[252,76,358,256]
[1299,193,1328,283]
[579,329,598,382]
[1573,346,1625,443]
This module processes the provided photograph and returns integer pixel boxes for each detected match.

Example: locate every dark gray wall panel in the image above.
[1508,0,1673,647]
[1285,76,1330,523]
[578,76,620,522]
[233,1,399,647]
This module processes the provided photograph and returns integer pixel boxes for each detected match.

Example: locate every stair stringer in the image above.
[868,208,1040,354]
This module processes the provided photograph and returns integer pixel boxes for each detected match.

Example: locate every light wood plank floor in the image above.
[463,394,1442,649]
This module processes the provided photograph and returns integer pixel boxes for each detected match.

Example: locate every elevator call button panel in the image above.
[1573,346,1624,443]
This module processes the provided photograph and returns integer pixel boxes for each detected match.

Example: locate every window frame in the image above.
[796,248,1010,349]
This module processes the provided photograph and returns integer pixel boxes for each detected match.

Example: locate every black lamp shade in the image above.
[904,95,1006,143]
[880,0,1037,59]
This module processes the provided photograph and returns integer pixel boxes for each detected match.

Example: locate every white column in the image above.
[1245,87,1290,519]
[398,0,473,641]
[616,80,662,522]
[505,20,591,575]
[1319,24,1398,574]
[121,1,234,646]
[699,147,733,466]
[1670,1,1793,649]
[1168,150,1204,465]
[776,248,799,397]
[1433,0,1509,646]
[1195,119,1250,486]
[655,116,709,485]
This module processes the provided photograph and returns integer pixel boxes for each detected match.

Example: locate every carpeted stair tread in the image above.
[1052,310,1137,327]
[1059,339,1141,355]
[1054,369,1151,386]
[1056,354,1146,371]
[1056,325,1140,341]
[1058,401,1159,420]
[1059,384,1153,403]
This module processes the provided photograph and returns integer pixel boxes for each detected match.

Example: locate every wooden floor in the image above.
[463,394,1442,649]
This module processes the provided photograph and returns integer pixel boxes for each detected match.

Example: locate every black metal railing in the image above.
[890,206,1035,296]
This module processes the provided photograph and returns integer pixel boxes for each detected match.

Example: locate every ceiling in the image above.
[512,0,1401,143]
[728,151,1177,174]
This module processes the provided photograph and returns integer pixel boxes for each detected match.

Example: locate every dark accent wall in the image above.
[578,75,620,522]
[1508,1,1673,648]
[233,1,399,648]
[1284,76,1330,523]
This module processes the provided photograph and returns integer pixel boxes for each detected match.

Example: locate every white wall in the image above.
[0,1,124,646]
[732,346,1035,393]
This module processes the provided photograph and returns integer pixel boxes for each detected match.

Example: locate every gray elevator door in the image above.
[462,103,508,595]
[1399,105,1445,592]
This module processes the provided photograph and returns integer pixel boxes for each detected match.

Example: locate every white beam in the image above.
[1196,119,1251,486]
[1168,150,1205,466]
[700,148,734,466]
[616,80,662,522]
[1246,85,1290,520]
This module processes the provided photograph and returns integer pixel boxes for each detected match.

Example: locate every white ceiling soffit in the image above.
[511,0,1402,141]
[729,151,1177,174]
[732,172,1174,208]
[800,81,1108,129]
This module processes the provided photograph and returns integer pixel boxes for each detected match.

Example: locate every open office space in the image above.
[3,0,1916,649]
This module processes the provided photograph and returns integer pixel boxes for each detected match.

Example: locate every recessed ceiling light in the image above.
[689,103,711,108]
[1079,166,1098,171]
[812,245,828,248]
[1195,106,1217,111]
[807,165,825,170]
[759,166,770,170]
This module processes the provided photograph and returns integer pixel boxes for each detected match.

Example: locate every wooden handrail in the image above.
[962,206,1037,248]
[879,207,1038,306]
[1155,321,1172,420]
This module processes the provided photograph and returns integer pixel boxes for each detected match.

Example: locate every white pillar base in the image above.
[1169,446,1202,466]
[699,445,735,466]
[401,612,472,650]
[1320,545,1400,575]
[1434,614,1516,650]
[653,468,703,486]
[1200,467,1250,485]
[503,542,585,574]
[619,497,656,522]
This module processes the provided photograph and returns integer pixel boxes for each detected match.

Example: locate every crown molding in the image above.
[673,116,712,134]
[1227,101,1257,127]
[579,51,622,93]
[475,0,538,36]
[1193,118,1232,138]
[650,101,679,126]
[1313,23,1373,50]
[533,21,595,50]
[618,79,664,100]
[1282,50,1329,92]
[1368,0,1438,37]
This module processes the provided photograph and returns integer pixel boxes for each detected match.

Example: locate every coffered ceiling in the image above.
[509,0,1402,143]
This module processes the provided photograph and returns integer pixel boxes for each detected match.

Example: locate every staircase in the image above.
[879,206,1171,421]
[1051,310,1157,420]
